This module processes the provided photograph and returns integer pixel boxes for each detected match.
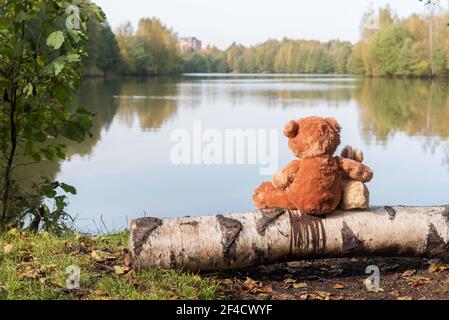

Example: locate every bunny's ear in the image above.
[326,117,341,134]
[283,120,299,138]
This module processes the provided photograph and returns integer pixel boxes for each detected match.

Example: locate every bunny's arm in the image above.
[336,156,373,183]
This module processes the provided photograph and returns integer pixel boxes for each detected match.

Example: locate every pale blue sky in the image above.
[94,0,429,49]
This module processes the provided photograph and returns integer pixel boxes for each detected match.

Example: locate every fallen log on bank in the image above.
[129,206,449,272]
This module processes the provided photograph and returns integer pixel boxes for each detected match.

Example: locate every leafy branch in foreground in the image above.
[0,0,105,233]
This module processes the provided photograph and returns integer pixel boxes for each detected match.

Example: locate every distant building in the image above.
[179,37,202,52]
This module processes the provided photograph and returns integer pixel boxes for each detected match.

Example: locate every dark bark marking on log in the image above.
[251,243,269,264]
[289,211,326,256]
[169,251,176,268]
[341,221,364,254]
[132,217,163,256]
[385,206,396,220]
[180,221,199,227]
[216,215,243,264]
[441,206,449,223]
[426,223,449,257]
[256,208,286,236]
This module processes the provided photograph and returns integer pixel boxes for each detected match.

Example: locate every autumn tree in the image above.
[117,18,182,76]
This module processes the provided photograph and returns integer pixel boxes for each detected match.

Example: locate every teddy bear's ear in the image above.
[326,118,341,134]
[283,120,299,138]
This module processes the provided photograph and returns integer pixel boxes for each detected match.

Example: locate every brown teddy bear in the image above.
[253,116,373,215]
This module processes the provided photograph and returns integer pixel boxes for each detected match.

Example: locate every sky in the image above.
[94,0,429,49]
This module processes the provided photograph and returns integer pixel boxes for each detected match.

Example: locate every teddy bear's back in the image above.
[287,156,341,214]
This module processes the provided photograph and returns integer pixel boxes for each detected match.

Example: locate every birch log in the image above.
[129,206,449,271]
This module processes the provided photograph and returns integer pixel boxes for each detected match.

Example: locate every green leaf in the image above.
[60,183,77,195]
[23,83,33,98]
[55,145,67,160]
[41,147,55,161]
[66,30,82,43]
[66,54,81,63]
[0,79,9,88]
[54,195,68,211]
[41,185,57,198]
[76,107,94,115]
[77,114,93,130]
[15,11,33,22]
[61,121,86,143]
[32,153,41,162]
[45,57,66,76]
[46,31,65,50]
[33,131,47,143]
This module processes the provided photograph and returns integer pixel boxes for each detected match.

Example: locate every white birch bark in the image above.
[129,206,449,271]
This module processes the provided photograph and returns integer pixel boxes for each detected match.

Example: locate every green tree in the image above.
[117,18,181,75]
[368,24,414,76]
[0,0,105,232]
[96,23,121,76]
[84,20,121,76]
[183,52,210,73]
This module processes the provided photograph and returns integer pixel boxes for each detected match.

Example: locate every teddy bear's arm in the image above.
[272,160,301,190]
[336,157,373,183]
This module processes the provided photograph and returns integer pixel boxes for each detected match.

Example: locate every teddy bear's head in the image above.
[283,116,341,158]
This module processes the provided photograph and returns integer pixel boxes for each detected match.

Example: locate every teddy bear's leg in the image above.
[253,182,294,209]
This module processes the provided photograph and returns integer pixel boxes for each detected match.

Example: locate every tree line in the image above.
[83,17,182,76]
[87,19,353,76]
[348,6,449,77]
[183,40,352,74]
[87,6,449,78]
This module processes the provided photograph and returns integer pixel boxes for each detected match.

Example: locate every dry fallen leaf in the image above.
[40,264,57,272]
[3,243,13,254]
[18,269,41,280]
[123,254,132,268]
[307,291,331,300]
[94,289,108,296]
[292,282,308,289]
[397,296,413,300]
[283,278,296,285]
[113,266,126,275]
[429,263,448,273]
[91,250,117,262]
[298,292,309,300]
[221,279,233,286]
[402,269,416,277]
[243,277,272,294]
[411,277,431,288]
[389,290,400,297]
[20,253,33,263]
[333,283,345,289]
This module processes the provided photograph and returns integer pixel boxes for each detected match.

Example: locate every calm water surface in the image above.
[24,74,449,231]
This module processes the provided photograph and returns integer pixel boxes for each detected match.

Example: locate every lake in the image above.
[19,74,449,232]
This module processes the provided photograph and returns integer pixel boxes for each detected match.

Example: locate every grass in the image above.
[0,229,224,300]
